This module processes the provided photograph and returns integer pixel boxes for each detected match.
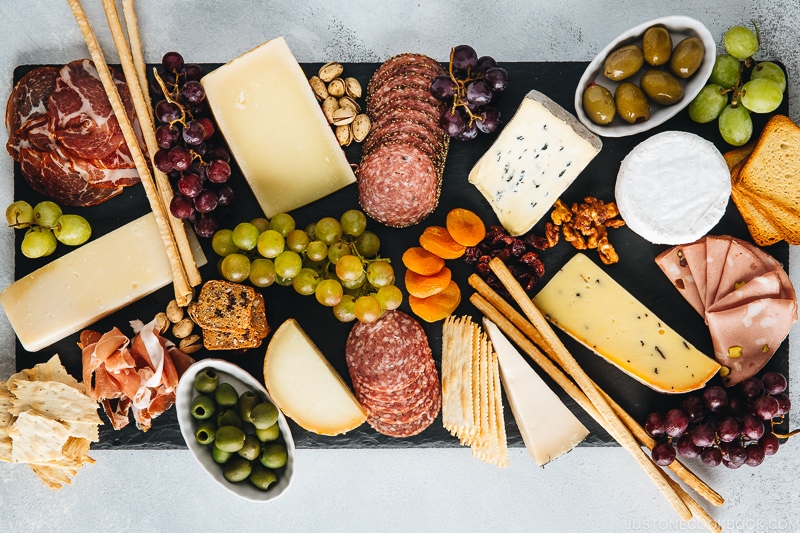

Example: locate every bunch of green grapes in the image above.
[688,24,787,146]
[211,209,403,323]
[5,200,92,258]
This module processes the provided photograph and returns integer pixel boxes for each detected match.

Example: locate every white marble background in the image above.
[1,1,799,532]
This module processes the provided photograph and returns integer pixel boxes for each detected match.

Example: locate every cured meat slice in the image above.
[654,245,704,317]
[704,236,732,309]
[712,239,771,303]
[367,388,441,438]
[710,270,783,312]
[681,238,708,308]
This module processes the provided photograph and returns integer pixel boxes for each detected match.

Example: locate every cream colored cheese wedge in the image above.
[264,319,366,435]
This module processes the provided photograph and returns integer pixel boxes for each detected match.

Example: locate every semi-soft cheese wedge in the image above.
[0,214,207,353]
[201,37,356,218]
[264,319,366,435]
[468,90,602,236]
[532,253,720,393]
[483,319,588,466]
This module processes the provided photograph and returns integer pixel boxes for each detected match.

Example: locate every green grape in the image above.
[212,229,239,256]
[21,227,57,258]
[220,253,251,282]
[341,272,366,290]
[269,213,295,237]
[257,229,285,258]
[688,84,728,123]
[315,216,342,245]
[315,279,343,307]
[723,26,758,60]
[250,217,270,233]
[333,294,357,322]
[304,222,317,240]
[292,267,321,295]
[740,78,783,113]
[32,201,62,228]
[306,240,328,262]
[286,229,310,253]
[302,258,327,277]
[354,230,380,258]
[53,214,91,246]
[354,295,382,323]
[232,222,260,251]
[708,54,741,89]
[275,275,293,287]
[340,209,367,237]
[376,285,403,311]
[366,261,394,288]
[719,104,753,146]
[335,255,364,282]
[750,61,786,92]
[327,241,351,265]
[6,200,33,227]
[249,258,276,287]
[274,250,302,279]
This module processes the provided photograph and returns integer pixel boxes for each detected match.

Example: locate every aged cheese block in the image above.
[0,214,207,353]
[201,37,356,218]
[468,89,602,236]
[264,319,366,435]
[483,319,588,466]
[532,253,720,393]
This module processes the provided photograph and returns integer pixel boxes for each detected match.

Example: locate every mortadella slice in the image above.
[655,244,705,317]
[709,270,783,312]
[713,239,771,303]
[682,238,708,309]
[704,236,732,308]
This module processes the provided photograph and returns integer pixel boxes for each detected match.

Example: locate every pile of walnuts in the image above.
[545,197,625,264]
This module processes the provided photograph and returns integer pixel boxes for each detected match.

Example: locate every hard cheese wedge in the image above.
[483,319,588,466]
[264,319,366,435]
[532,253,720,393]
[0,213,207,353]
[468,89,601,236]
[201,37,356,218]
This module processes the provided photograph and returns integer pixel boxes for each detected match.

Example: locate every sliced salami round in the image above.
[368,73,437,106]
[368,64,444,97]
[367,386,441,438]
[371,53,443,82]
[368,86,443,119]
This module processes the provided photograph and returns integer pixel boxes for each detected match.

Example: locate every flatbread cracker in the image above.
[9,410,71,464]
[8,380,102,425]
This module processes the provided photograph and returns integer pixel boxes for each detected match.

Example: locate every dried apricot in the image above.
[405,267,451,298]
[402,246,445,276]
[408,280,461,323]
[419,226,466,259]
[445,208,486,247]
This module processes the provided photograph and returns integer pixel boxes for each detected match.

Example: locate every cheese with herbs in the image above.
[532,253,720,393]
[468,90,602,236]
[201,37,356,218]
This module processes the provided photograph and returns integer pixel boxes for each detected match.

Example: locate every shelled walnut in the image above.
[546,197,625,264]
[309,63,370,145]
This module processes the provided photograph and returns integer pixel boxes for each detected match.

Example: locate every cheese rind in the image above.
[201,37,356,218]
[483,319,588,466]
[264,319,366,436]
[468,90,601,236]
[532,253,720,393]
[0,214,207,353]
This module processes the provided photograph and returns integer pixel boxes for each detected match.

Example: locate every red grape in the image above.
[156,100,182,123]
[745,443,765,466]
[717,416,740,442]
[740,377,766,399]
[451,44,478,71]
[676,434,701,458]
[726,443,748,466]
[162,51,184,72]
[455,120,479,141]
[761,371,787,395]
[703,386,728,412]
[430,76,457,101]
[208,146,230,162]
[169,194,194,219]
[182,120,205,145]
[485,67,509,92]
[215,184,235,207]
[195,117,215,140]
[181,64,203,82]
[644,411,666,438]
[181,80,206,104]
[466,80,492,106]
[754,395,780,420]
[741,414,765,440]
[153,148,173,173]
[206,159,232,183]
[651,441,675,466]
[193,214,219,238]
[177,172,203,198]
[476,107,501,133]
[759,433,780,455]
[699,447,722,467]
[774,393,791,416]
[168,146,192,172]
[474,56,497,74]
[194,189,218,213]
[691,424,716,447]
[664,408,689,437]
[155,124,181,148]
[440,108,466,137]
[680,395,706,423]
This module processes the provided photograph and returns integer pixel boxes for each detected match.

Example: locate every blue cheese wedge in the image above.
[468,90,602,235]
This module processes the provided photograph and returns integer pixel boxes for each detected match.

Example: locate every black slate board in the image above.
[11,61,790,449]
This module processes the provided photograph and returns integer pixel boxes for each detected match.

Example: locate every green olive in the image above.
[603,44,644,81]
[640,70,685,105]
[642,26,672,66]
[193,369,219,394]
[194,419,217,445]
[251,402,279,430]
[237,390,260,423]
[215,425,246,453]
[582,83,616,125]
[615,82,650,124]
[212,446,233,464]
[249,464,278,491]
[237,434,262,461]
[216,407,243,429]
[223,456,252,483]
[255,423,281,443]
[190,394,217,420]
[260,442,288,469]
[670,36,705,78]
[214,382,239,407]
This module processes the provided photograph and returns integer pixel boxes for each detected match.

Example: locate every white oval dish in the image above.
[176,358,295,502]
[574,16,716,137]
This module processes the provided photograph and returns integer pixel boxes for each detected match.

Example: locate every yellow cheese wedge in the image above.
[201,37,356,218]
[264,319,366,435]
[532,253,720,393]
[0,214,207,353]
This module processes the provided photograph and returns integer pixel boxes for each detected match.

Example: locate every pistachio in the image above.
[734,280,746,290]
[179,334,203,354]
[318,62,344,83]
[335,124,352,146]
[344,77,362,99]
[719,366,730,378]
[338,95,360,113]
[172,317,195,339]
[327,77,346,98]
[351,113,371,142]
[154,312,170,335]
[308,75,328,101]
[332,107,357,126]
[166,299,184,323]
[321,96,339,124]
[728,345,743,358]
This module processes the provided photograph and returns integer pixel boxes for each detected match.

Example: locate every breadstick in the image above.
[121,0,152,122]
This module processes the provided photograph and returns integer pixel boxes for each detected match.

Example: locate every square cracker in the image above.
[191,280,256,333]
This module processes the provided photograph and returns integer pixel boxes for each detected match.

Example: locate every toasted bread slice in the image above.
[723,141,756,174]
[731,187,783,246]
[191,280,255,333]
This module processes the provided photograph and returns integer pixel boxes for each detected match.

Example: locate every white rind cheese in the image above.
[201,37,356,218]
[468,90,602,236]
[532,253,720,393]
[264,319,366,436]
[0,214,207,353]
[483,319,588,466]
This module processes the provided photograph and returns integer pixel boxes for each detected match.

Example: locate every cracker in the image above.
[192,280,256,333]
[29,464,78,490]
[8,355,84,393]
[8,410,71,464]
[8,380,102,425]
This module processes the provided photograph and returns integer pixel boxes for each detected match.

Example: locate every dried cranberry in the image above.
[464,246,482,265]
[510,238,526,257]
[476,261,491,276]
[491,248,511,262]
[524,233,549,251]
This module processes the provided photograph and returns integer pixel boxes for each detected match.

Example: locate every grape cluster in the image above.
[211,210,403,323]
[150,52,234,238]
[688,25,787,146]
[431,45,508,140]
[645,371,793,469]
[6,200,91,258]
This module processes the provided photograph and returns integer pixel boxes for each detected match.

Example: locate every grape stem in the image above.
[771,417,799,440]
[446,46,484,126]
[152,67,188,127]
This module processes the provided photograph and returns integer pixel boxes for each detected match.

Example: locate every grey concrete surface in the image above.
[1,1,800,532]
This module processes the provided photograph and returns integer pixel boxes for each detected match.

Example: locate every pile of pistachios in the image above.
[309,62,371,146]
[154,299,202,354]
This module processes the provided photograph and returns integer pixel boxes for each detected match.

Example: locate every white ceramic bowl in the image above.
[574,16,716,137]
[176,358,295,502]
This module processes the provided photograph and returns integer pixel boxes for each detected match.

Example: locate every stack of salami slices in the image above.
[357,54,450,228]
[345,310,442,437]
[656,235,797,387]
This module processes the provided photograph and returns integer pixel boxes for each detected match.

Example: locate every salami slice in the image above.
[370,53,443,83]
[368,64,443,96]
[367,387,441,438]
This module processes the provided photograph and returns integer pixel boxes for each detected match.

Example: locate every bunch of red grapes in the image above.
[151,51,234,238]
